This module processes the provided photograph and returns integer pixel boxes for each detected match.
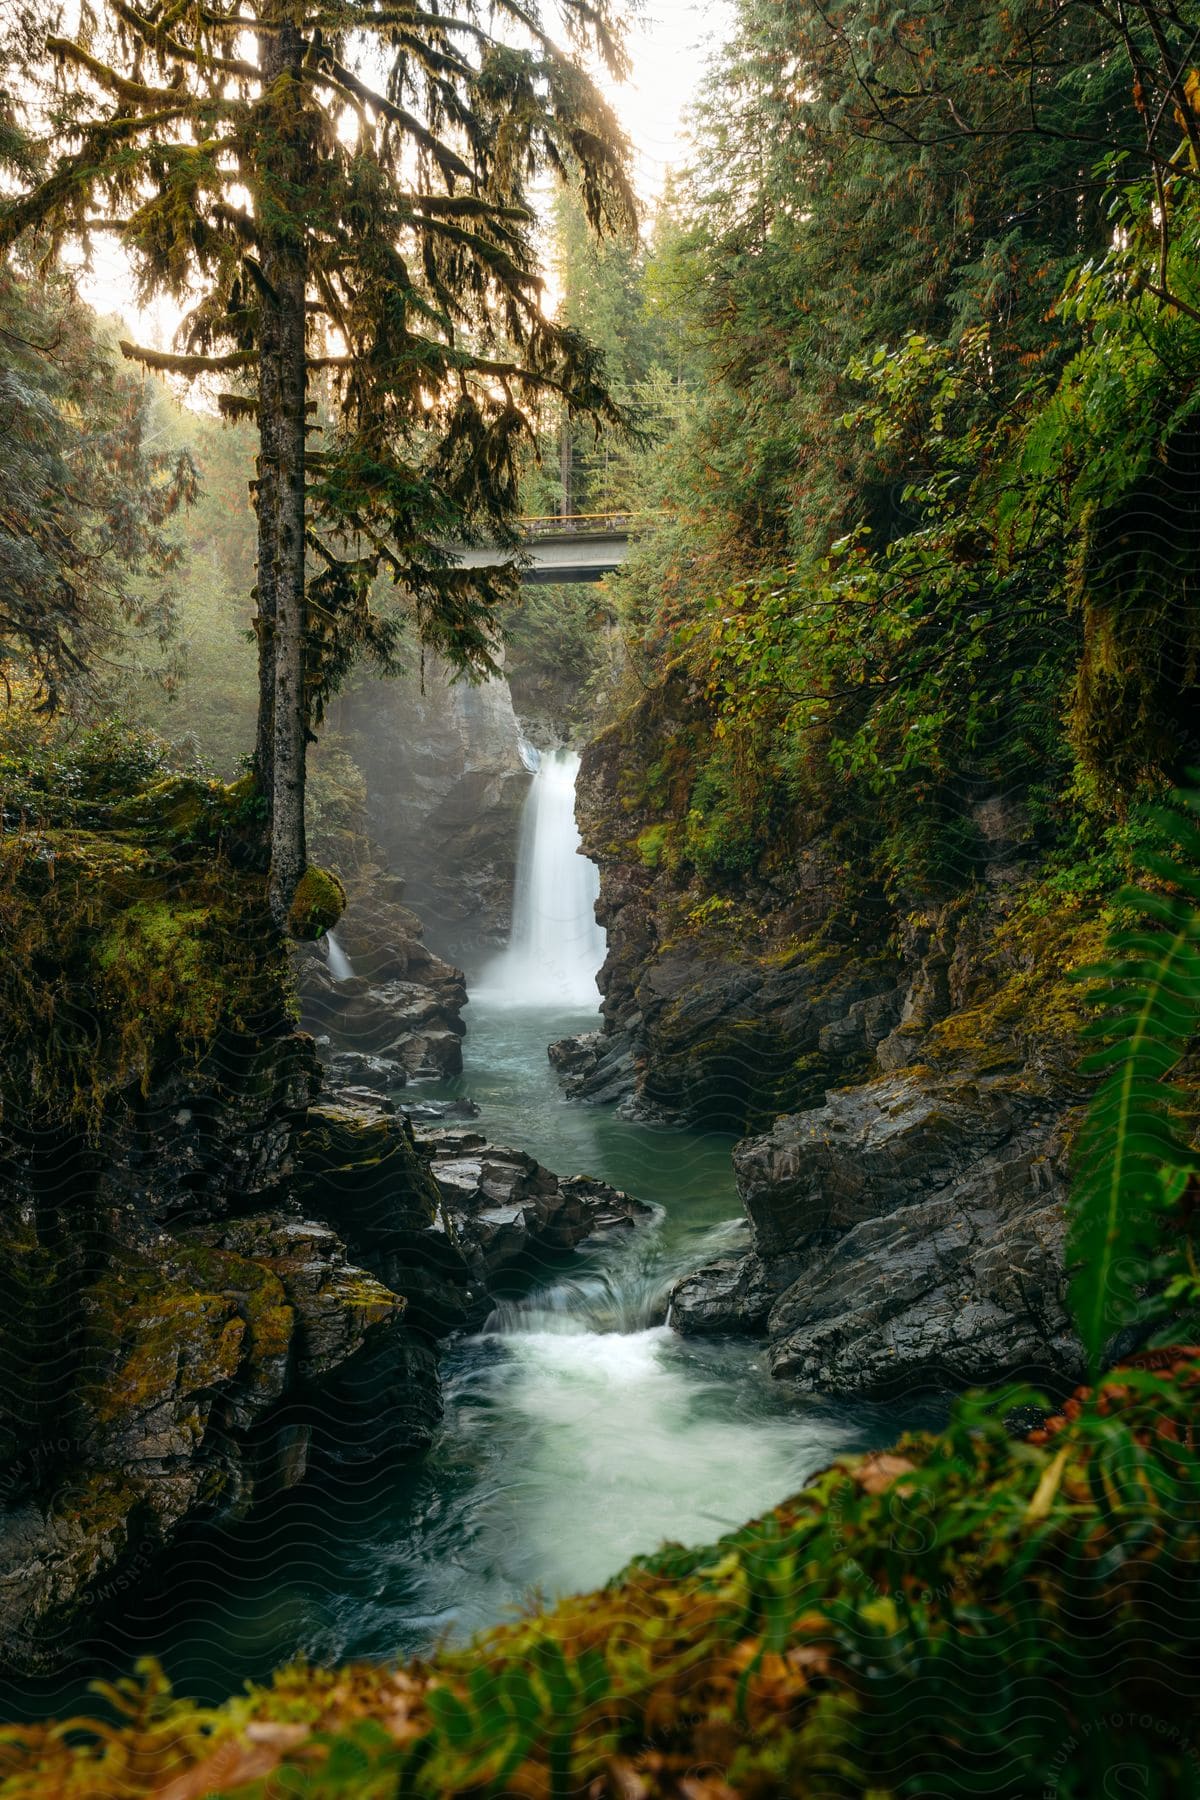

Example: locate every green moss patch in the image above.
[286,863,346,941]
[79,1248,295,1430]
[923,891,1109,1081]
[0,787,288,1124]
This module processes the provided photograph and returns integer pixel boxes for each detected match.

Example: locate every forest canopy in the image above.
[0,0,637,924]
[595,0,1200,905]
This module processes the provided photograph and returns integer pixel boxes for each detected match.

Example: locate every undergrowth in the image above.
[0,705,284,1126]
[1,1355,1199,1798]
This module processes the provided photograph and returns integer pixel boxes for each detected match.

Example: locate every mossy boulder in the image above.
[184,1214,405,1384]
[0,815,288,1123]
[286,863,346,941]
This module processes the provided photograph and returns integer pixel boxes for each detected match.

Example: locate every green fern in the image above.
[1069,787,1200,1373]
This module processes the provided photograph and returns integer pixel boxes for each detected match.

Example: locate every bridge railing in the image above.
[519,512,637,539]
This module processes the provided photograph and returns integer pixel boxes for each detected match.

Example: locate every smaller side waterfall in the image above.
[478,748,606,1009]
[326,932,355,983]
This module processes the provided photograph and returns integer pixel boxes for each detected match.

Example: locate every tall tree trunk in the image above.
[252,455,277,796]
[258,16,309,927]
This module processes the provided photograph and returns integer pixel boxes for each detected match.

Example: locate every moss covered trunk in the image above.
[256,12,310,927]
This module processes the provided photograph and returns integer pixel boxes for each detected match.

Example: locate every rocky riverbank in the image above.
[0,771,644,1677]
[560,675,1104,1396]
[670,1061,1085,1394]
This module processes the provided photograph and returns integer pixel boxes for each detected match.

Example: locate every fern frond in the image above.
[1068,789,1200,1373]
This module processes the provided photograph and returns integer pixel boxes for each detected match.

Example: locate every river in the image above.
[0,751,924,1715]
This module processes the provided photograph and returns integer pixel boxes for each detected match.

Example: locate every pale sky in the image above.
[608,0,731,199]
[75,0,732,345]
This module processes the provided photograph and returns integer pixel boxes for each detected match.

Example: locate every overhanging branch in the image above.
[119,340,257,372]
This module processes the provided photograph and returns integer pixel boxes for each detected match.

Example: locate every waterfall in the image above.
[478,748,606,1010]
[326,932,355,983]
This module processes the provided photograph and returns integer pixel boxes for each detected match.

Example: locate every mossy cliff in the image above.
[0,739,446,1674]
[563,674,1126,1396]
[2,1353,1198,1799]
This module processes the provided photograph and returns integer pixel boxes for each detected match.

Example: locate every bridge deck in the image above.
[449,513,634,585]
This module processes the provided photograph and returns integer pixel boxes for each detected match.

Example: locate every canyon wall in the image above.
[333,659,532,958]
[561,673,1101,1397]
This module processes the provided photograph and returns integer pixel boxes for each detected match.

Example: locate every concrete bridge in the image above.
[451,513,633,585]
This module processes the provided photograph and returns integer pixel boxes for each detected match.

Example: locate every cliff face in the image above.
[569,678,1101,1395]
[334,658,532,957]
[0,778,451,1672]
[0,772,641,1675]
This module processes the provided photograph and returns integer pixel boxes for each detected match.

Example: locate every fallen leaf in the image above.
[851,1452,919,1496]
[153,1734,301,1800]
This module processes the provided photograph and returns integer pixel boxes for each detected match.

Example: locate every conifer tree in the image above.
[1,0,635,926]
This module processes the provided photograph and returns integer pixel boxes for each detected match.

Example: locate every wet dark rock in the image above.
[96,1027,322,1227]
[0,1185,413,1673]
[295,1098,439,1236]
[416,1127,651,1286]
[294,1093,478,1340]
[0,1036,651,1672]
[548,1032,603,1082]
[308,978,467,1078]
[668,1251,800,1337]
[731,1073,1029,1256]
[765,1160,1082,1395]
[672,1068,1085,1396]
[294,877,469,1082]
[323,1049,409,1093]
[548,1030,640,1107]
[567,694,907,1131]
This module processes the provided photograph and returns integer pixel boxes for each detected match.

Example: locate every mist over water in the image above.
[477,748,607,1009]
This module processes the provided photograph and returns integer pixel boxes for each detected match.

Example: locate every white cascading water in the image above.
[326,932,355,983]
[477,747,607,1009]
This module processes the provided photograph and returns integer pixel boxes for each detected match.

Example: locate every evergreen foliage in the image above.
[0,267,196,708]
[606,0,1200,908]
[0,0,636,923]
